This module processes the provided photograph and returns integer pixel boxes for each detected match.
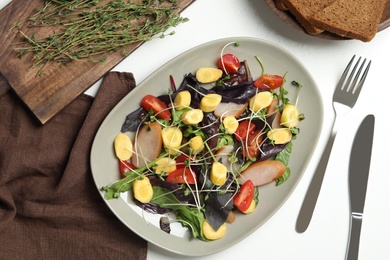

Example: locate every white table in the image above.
[3,0,389,259]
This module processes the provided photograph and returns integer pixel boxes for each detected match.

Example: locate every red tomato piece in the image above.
[217,53,240,74]
[166,167,197,184]
[118,159,135,178]
[141,94,171,120]
[175,154,190,168]
[253,74,284,90]
[175,154,188,164]
[234,120,256,141]
[242,129,263,159]
[233,180,255,212]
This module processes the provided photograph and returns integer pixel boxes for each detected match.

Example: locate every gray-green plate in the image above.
[90,37,323,256]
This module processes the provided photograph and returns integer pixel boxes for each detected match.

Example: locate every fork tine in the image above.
[345,56,362,92]
[352,60,371,96]
[337,55,356,90]
[333,55,371,108]
[350,58,366,92]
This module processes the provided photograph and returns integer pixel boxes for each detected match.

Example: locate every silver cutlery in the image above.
[346,114,375,260]
[296,55,371,233]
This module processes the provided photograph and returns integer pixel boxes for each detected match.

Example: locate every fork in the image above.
[295,55,371,233]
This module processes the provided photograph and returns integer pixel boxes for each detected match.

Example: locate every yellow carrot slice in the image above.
[133,176,153,203]
[196,67,223,83]
[242,199,256,214]
[249,91,273,112]
[114,133,133,160]
[174,90,191,110]
[154,157,177,174]
[267,128,292,144]
[200,93,222,112]
[181,109,204,125]
[189,135,205,154]
[210,161,227,186]
[161,127,182,155]
[281,104,300,128]
[202,220,227,240]
[222,115,239,134]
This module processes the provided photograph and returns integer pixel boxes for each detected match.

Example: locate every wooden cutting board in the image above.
[0,0,194,124]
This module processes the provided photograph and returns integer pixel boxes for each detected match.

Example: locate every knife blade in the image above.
[346,114,375,260]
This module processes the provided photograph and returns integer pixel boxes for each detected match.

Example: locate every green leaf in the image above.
[275,142,293,185]
[276,142,292,164]
[172,107,189,125]
[101,171,139,200]
[151,186,206,240]
[216,133,234,151]
[276,167,290,186]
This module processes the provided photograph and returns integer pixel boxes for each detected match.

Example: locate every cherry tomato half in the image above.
[175,154,189,164]
[166,167,197,184]
[141,94,171,120]
[233,180,255,212]
[242,129,263,159]
[253,74,284,90]
[234,120,256,142]
[118,159,135,179]
[217,53,240,74]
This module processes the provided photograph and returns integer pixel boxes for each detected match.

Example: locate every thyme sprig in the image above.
[14,0,189,70]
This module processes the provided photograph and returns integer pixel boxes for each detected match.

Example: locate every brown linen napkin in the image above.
[0,72,147,259]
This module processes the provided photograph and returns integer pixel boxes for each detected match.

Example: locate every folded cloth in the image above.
[0,72,147,260]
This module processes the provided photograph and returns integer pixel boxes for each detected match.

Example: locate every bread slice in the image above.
[311,0,386,42]
[282,0,336,35]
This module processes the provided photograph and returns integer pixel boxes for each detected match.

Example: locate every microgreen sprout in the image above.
[255,56,265,75]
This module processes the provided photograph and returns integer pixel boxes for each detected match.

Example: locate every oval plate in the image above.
[90,37,324,256]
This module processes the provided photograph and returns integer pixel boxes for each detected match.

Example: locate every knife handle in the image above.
[346,213,363,260]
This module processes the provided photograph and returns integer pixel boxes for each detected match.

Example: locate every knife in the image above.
[346,114,375,260]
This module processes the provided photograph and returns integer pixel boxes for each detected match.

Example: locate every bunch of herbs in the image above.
[14,0,189,72]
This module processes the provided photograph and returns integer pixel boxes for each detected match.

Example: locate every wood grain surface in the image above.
[0,0,194,124]
[265,0,390,40]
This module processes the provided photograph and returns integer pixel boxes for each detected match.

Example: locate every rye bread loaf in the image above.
[282,0,336,35]
[310,0,386,42]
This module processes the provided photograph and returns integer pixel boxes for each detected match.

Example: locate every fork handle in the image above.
[295,125,337,233]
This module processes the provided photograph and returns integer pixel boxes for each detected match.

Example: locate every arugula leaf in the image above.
[216,133,234,151]
[277,73,290,106]
[151,186,206,240]
[171,107,190,126]
[276,141,292,164]
[101,171,139,200]
[183,125,207,140]
[276,167,290,186]
[102,151,171,200]
[275,141,293,186]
